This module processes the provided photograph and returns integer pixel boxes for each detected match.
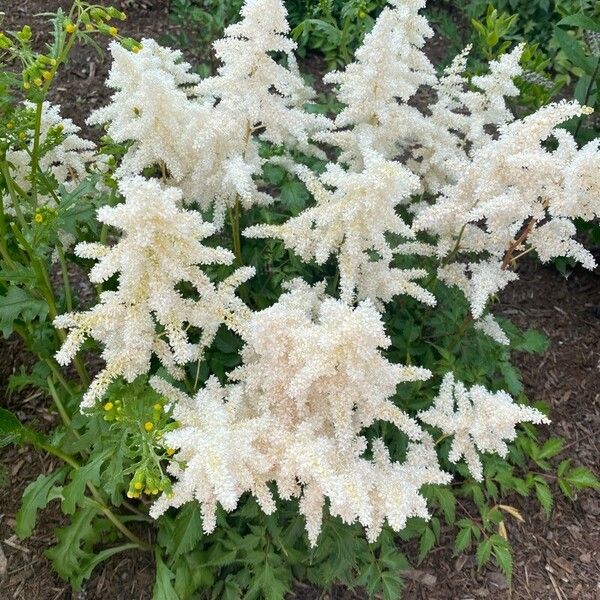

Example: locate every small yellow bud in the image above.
[6,122,13,129]
[134,481,143,490]
[104,401,114,411]
[23,82,31,90]
[34,212,44,223]
[153,403,162,411]
[132,45,141,53]
[34,78,43,87]
[65,22,76,34]
[144,421,154,432]
[358,10,367,18]
[108,26,118,36]
[42,70,52,81]
[166,448,175,456]
[18,132,27,141]
[126,491,134,498]
[151,488,159,495]
[86,23,94,32]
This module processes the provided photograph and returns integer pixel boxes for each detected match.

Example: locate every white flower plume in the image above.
[149,377,275,533]
[245,144,434,307]
[4,102,95,214]
[418,373,549,480]
[150,281,444,544]
[195,0,330,149]
[416,101,600,316]
[54,176,254,408]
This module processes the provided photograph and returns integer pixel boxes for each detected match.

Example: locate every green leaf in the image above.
[499,362,523,395]
[516,329,550,354]
[61,452,107,515]
[493,539,513,583]
[534,479,553,516]
[538,437,564,459]
[434,487,456,525]
[418,526,436,563]
[0,286,49,337]
[554,27,596,74]
[454,526,473,554]
[153,551,180,600]
[381,570,403,600]
[280,180,309,215]
[45,506,99,587]
[558,14,600,34]
[561,466,600,490]
[16,468,67,539]
[166,503,203,564]
[71,543,139,590]
[476,537,493,568]
[0,407,23,440]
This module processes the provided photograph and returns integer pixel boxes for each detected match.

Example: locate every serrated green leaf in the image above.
[0,286,49,337]
[381,570,403,600]
[418,526,436,563]
[562,466,600,490]
[435,487,456,524]
[538,437,564,459]
[476,537,493,568]
[45,506,99,587]
[493,541,513,583]
[153,551,180,600]
[454,526,473,554]
[16,468,67,539]
[517,330,550,354]
[534,479,553,515]
[166,503,203,564]
[280,180,309,215]
[62,452,107,515]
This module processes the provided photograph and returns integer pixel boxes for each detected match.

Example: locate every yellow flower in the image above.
[33,78,43,87]
[42,70,52,81]
[108,26,118,37]
[18,132,27,141]
[166,448,176,456]
[65,22,76,34]
[34,213,44,223]
[153,403,162,411]
[134,481,143,490]
[144,421,154,432]
[6,122,13,130]
[86,23,94,32]
[103,401,114,411]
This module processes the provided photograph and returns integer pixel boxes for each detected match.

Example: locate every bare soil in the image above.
[0,1,599,598]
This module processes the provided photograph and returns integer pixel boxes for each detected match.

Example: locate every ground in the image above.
[0,1,599,599]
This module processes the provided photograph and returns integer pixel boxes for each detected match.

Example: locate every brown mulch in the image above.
[1,1,599,598]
